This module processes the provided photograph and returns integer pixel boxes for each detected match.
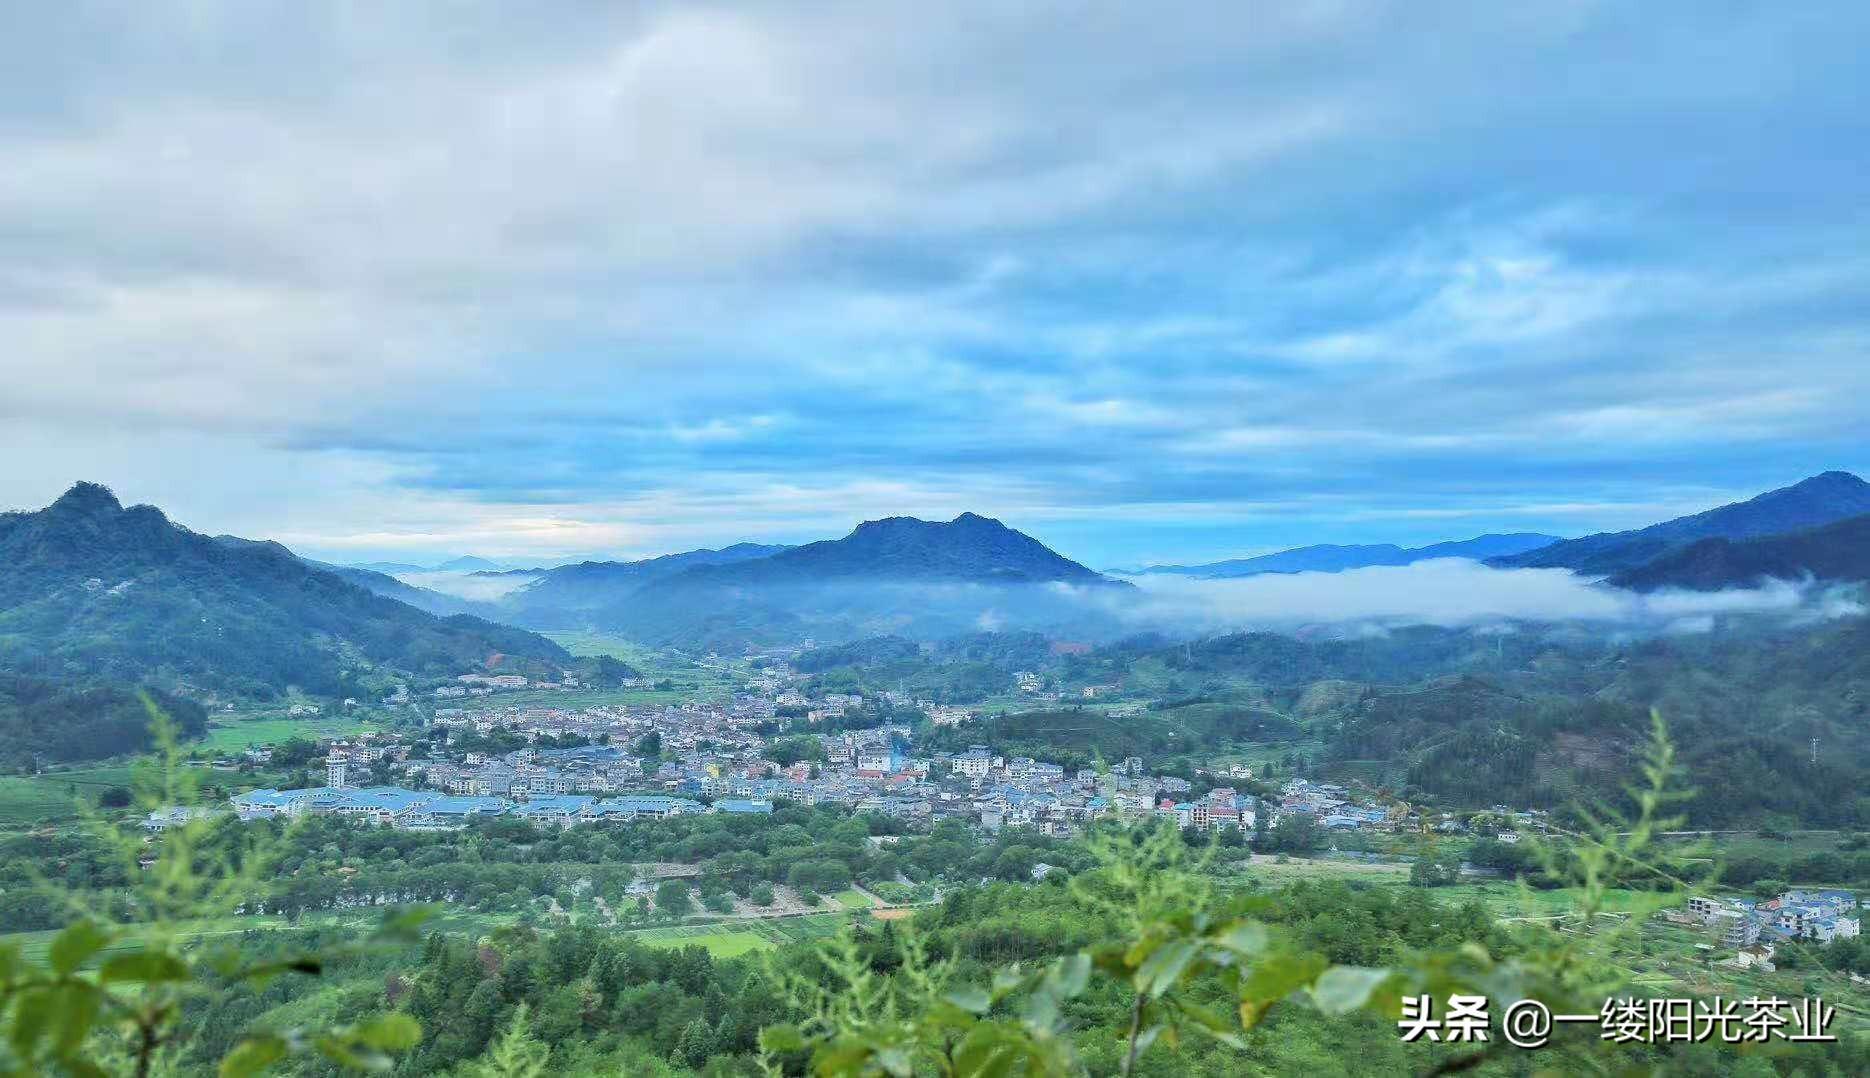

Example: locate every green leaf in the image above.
[1050,953,1090,998]
[236,955,323,988]
[51,982,103,1056]
[353,1013,421,1052]
[1211,921,1269,957]
[370,906,436,942]
[100,950,191,985]
[10,986,53,1057]
[314,1035,391,1073]
[953,1023,1022,1078]
[1134,939,1199,998]
[48,920,113,976]
[220,1034,289,1078]
[946,985,993,1015]
[1021,987,1060,1032]
[1311,966,1392,1016]
[1240,951,1327,1006]
[758,1023,806,1055]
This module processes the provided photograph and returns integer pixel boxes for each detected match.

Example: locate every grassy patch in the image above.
[0,777,83,827]
[627,923,775,958]
[197,715,382,753]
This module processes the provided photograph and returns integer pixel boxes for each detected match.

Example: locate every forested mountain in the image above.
[304,559,502,619]
[1609,512,1870,591]
[1140,532,1559,577]
[500,542,790,626]
[598,515,1124,648]
[0,674,207,765]
[929,612,1870,826]
[650,514,1113,588]
[1491,471,1870,575]
[0,483,570,701]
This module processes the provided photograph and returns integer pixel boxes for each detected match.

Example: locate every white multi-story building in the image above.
[954,749,993,779]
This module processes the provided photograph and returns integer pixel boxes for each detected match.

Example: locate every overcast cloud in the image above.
[3,2,1867,564]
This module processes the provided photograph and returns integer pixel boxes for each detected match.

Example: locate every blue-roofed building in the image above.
[589,795,705,820]
[402,796,507,831]
[231,788,314,820]
[511,795,595,827]
[714,799,774,814]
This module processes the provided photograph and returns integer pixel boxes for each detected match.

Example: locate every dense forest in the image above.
[0,675,206,768]
[0,483,572,702]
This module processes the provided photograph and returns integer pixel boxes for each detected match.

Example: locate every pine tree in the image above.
[466,1004,550,1078]
[675,1015,715,1068]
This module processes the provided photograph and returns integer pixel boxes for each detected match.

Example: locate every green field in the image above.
[832,888,875,909]
[197,714,383,752]
[545,632,745,700]
[0,764,205,827]
[0,776,85,826]
[628,924,774,958]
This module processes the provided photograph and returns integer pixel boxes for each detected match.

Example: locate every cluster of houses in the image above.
[428,672,580,699]
[228,784,734,830]
[191,657,1449,847]
[1675,889,1862,971]
[205,691,1453,849]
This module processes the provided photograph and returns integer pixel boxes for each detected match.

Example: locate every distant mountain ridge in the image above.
[0,482,570,701]
[1490,471,1870,575]
[1610,512,1870,592]
[601,513,1124,648]
[657,514,1115,589]
[501,542,793,626]
[1140,533,1561,578]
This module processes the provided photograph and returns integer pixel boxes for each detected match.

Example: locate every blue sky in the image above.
[2,2,1867,569]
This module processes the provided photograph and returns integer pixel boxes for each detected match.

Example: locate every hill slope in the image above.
[502,542,791,627]
[1143,533,1559,578]
[605,514,1123,647]
[1610,512,1870,591]
[0,483,570,699]
[1491,471,1870,575]
[664,514,1112,588]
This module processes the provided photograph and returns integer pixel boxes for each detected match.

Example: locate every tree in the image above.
[751,883,776,907]
[462,1004,550,1078]
[654,879,693,918]
[1264,812,1323,854]
[0,703,423,1075]
[675,1016,715,1068]
[1409,849,1462,887]
[635,730,662,759]
[767,735,826,766]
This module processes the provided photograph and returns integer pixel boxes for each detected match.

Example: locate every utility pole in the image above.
[1811,737,1820,766]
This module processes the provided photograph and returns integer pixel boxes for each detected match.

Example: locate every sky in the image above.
[3,1,1867,570]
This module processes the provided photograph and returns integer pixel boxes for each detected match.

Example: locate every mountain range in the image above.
[5,468,1868,743]
[593,514,1126,648]
[1610,512,1870,592]
[0,483,573,708]
[1138,533,1561,578]
[1488,471,1870,577]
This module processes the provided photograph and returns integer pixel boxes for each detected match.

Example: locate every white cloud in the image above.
[1103,559,1858,633]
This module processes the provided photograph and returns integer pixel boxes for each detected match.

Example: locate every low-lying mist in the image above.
[1095,559,1865,636]
[396,570,542,602]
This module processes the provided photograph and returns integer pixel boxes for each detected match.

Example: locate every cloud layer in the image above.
[3,3,1867,563]
[1106,560,1866,634]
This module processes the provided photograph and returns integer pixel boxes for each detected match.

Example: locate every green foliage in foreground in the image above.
[9,709,1870,1075]
[0,703,423,1075]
